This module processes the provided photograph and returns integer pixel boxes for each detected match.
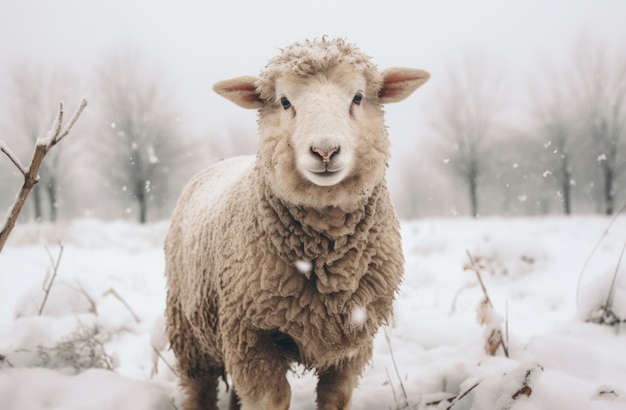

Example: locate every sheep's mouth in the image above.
[305,168,347,187]
[312,169,339,177]
[310,163,344,175]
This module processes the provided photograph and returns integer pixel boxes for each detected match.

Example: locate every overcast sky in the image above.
[1,0,625,148]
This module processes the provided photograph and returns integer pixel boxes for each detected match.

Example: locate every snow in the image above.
[1,216,625,409]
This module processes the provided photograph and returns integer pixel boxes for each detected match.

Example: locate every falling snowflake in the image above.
[294,259,312,275]
[518,195,527,202]
[147,146,159,164]
[597,154,606,163]
[350,306,367,325]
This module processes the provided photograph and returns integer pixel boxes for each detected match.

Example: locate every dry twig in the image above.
[71,280,98,315]
[589,239,626,327]
[151,344,179,378]
[0,98,87,253]
[383,327,408,407]
[102,288,142,323]
[603,240,626,315]
[38,242,64,316]
[465,250,509,357]
[576,204,625,307]
[447,381,480,409]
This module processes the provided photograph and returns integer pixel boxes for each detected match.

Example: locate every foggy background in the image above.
[1,0,625,222]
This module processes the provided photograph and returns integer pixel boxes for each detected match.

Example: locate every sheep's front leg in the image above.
[225,331,291,410]
[316,366,357,410]
[316,349,369,410]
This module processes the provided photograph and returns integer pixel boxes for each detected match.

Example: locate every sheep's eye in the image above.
[280,97,291,110]
[352,92,364,105]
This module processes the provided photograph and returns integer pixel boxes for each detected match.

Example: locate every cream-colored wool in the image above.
[165,38,429,410]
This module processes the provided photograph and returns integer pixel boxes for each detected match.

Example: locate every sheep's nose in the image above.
[311,146,339,163]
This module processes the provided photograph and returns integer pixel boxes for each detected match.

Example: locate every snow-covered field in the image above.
[1,216,625,409]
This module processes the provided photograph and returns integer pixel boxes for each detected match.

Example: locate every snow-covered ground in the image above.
[1,216,625,409]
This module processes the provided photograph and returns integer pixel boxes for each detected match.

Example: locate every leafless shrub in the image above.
[33,321,114,372]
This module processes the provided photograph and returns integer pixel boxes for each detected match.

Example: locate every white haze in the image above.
[1,0,625,220]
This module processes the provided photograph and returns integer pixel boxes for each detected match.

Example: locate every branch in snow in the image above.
[447,380,481,410]
[0,98,87,253]
[504,363,544,408]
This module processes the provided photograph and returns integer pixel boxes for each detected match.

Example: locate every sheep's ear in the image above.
[213,76,263,110]
[378,68,430,104]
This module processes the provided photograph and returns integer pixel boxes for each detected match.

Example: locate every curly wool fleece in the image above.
[164,37,426,410]
[255,38,383,103]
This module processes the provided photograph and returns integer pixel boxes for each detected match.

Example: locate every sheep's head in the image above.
[213,38,429,211]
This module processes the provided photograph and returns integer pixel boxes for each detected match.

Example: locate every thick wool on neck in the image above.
[257,176,384,295]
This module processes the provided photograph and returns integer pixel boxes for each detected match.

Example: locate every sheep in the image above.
[164,37,429,410]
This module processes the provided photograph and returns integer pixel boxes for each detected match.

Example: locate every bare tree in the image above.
[5,66,76,222]
[96,50,190,223]
[530,63,579,215]
[430,54,505,217]
[575,41,626,215]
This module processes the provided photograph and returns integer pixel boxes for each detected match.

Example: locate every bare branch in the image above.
[0,98,87,253]
[41,101,64,147]
[0,140,28,175]
[57,98,87,144]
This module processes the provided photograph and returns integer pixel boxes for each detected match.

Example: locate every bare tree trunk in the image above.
[467,155,479,218]
[602,163,615,215]
[559,145,572,215]
[46,177,58,222]
[32,184,43,222]
[134,180,147,224]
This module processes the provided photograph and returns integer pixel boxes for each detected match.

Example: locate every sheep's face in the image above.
[273,71,367,187]
[213,38,429,210]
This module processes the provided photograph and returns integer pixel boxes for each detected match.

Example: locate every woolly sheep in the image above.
[164,37,429,410]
